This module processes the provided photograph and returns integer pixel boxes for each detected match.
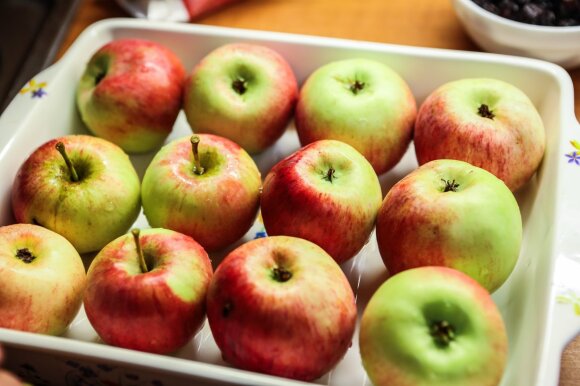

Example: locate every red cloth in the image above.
[182,0,241,19]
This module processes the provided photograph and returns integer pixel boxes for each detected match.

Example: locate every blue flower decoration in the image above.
[254,230,267,239]
[566,151,580,165]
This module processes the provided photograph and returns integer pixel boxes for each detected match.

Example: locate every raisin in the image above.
[471,0,580,26]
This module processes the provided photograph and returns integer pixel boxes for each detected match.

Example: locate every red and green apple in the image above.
[360,266,508,386]
[206,235,357,381]
[76,38,186,153]
[11,135,141,254]
[414,77,545,191]
[83,228,213,354]
[376,159,522,293]
[261,139,382,264]
[295,58,417,175]
[141,134,261,252]
[183,43,298,154]
[0,223,86,335]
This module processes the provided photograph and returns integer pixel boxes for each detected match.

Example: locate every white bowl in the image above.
[452,0,580,69]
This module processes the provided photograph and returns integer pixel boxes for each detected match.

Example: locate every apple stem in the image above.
[478,104,495,119]
[441,179,460,192]
[430,320,455,347]
[55,142,79,182]
[324,168,336,183]
[132,228,149,273]
[190,136,205,175]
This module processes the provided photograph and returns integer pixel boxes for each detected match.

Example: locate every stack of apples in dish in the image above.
[0,36,546,386]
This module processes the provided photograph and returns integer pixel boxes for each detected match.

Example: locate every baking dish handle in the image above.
[538,117,580,385]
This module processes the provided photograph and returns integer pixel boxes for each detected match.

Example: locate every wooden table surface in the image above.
[56,0,580,385]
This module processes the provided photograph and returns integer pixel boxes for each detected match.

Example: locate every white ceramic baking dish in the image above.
[0,18,579,386]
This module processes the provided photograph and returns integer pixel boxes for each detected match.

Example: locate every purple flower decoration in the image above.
[32,88,47,98]
[566,151,580,165]
[20,80,47,99]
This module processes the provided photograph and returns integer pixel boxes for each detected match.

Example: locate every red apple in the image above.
[141,134,261,252]
[261,139,382,264]
[83,228,213,354]
[183,43,298,153]
[76,38,186,153]
[206,236,357,381]
[414,77,545,191]
[0,224,86,336]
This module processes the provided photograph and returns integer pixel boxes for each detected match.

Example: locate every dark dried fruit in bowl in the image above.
[472,0,580,26]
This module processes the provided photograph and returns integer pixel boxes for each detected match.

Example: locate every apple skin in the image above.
[76,38,186,153]
[183,43,298,153]
[414,78,545,192]
[261,139,383,264]
[11,135,141,254]
[83,228,213,354]
[295,58,417,175]
[0,224,86,336]
[141,133,261,252]
[360,266,508,386]
[376,159,522,293]
[206,236,357,381]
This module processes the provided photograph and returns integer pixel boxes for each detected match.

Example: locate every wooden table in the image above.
[56,0,580,385]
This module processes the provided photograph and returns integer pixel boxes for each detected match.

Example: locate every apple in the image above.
[141,133,261,252]
[414,77,546,191]
[295,58,417,175]
[376,159,522,293]
[11,135,141,254]
[206,235,357,381]
[83,228,213,354]
[0,223,86,335]
[360,266,508,386]
[76,38,186,153]
[183,43,298,153]
[260,139,382,264]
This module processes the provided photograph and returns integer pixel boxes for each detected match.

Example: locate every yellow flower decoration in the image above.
[20,79,47,98]
[556,291,580,316]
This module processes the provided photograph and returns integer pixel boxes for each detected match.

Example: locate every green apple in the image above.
[141,134,261,252]
[0,224,86,335]
[295,58,417,175]
[360,266,508,386]
[260,139,383,264]
[183,43,298,154]
[376,159,522,293]
[414,78,545,191]
[11,135,141,254]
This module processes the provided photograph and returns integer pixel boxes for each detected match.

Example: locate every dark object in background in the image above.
[472,0,580,26]
[0,0,83,114]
